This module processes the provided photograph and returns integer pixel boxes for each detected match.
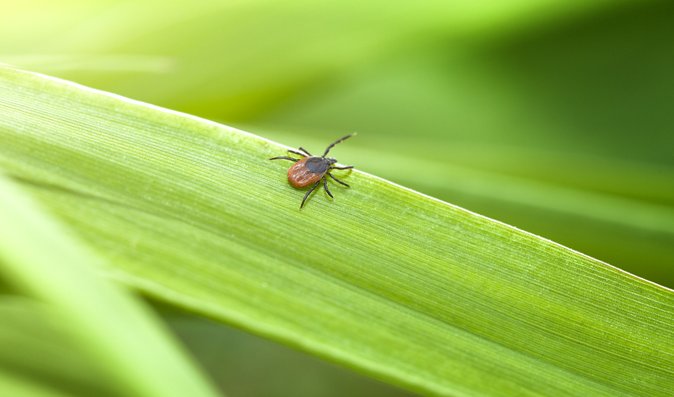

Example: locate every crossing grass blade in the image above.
[1,66,673,396]
[0,296,118,397]
[0,174,222,397]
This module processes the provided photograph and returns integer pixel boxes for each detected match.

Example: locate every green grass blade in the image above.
[0,174,221,397]
[0,370,73,397]
[1,66,673,396]
[0,297,118,397]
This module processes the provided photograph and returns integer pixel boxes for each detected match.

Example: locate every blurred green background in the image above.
[1,0,672,395]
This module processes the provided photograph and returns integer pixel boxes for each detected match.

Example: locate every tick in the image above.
[270,134,355,208]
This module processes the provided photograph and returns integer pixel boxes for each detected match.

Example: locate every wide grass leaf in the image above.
[0,66,673,396]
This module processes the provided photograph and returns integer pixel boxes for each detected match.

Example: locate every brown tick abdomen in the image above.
[288,157,323,188]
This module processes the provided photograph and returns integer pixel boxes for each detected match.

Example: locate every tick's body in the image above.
[288,157,335,188]
[270,134,354,208]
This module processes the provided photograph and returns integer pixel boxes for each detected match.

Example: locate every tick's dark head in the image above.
[325,158,338,165]
[304,156,332,174]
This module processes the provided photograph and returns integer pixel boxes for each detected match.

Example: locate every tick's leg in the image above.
[270,156,298,162]
[329,165,354,170]
[298,147,312,156]
[328,172,350,187]
[323,134,354,157]
[323,177,334,198]
[300,181,321,209]
[288,149,307,157]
